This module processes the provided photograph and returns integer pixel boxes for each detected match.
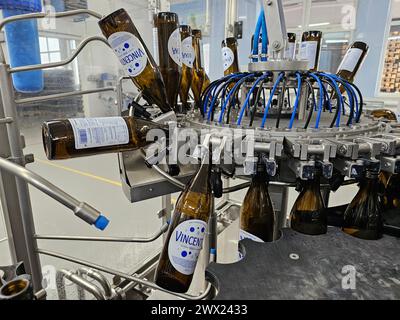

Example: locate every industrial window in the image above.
[39,36,61,64]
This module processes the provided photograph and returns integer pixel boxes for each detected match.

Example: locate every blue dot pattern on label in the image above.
[168,219,208,276]
[181,36,195,68]
[168,28,182,67]
[108,31,148,77]
[222,47,235,72]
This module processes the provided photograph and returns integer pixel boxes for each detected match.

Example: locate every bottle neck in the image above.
[252,165,269,184]
[304,174,321,193]
[362,170,380,191]
[189,151,212,194]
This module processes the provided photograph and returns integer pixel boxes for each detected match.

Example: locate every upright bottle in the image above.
[155,149,213,293]
[179,25,194,111]
[342,167,384,240]
[42,116,167,160]
[337,41,369,84]
[300,30,322,71]
[222,37,240,76]
[285,33,296,60]
[154,12,182,112]
[98,9,171,113]
[240,163,277,242]
[191,29,209,111]
[290,168,327,235]
[382,173,400,221]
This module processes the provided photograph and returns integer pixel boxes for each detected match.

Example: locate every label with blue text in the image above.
[69,117,129,150]
[222,47,235,71]
[108,31,148,77]
[168,219,207,275]
[168,28,182,66]
[182,36,194,68]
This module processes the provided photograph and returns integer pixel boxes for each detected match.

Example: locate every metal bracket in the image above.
[380,156,400,174]
[262,0,288,56]
[331,158,365,179]
[288,159,316,180]
[0,117,13,124]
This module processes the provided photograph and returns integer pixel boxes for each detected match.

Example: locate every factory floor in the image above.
[0,124,359,300]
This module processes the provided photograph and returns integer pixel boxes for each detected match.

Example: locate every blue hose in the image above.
[331,75,359,125]
[261,73,284,128]
[288,73,302,129]
[237,74,269,125]
[260,11,268,61]
[207,74,244,120]
[219,74,255,123]
[252,11,264,62]
[319,73,343,127]
[309,73,325,129]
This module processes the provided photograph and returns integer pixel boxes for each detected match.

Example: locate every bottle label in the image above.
[300,41,318,69]
[69,117,129,150]
[285,42,296,60]
[181,36,194,68]
[168,219,207,275]
[168,28,182,67]
[108,31,148,77]
[337,47,363,73]
[239,229,264,243]
[222,47,235,71]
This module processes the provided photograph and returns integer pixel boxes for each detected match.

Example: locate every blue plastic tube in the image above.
[219,74,255,123]
[237,74,269,125]
[288,72,302,129]
[261,73,284,128]
[308,73,325,129]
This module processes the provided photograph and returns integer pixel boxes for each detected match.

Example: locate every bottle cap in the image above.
[94,215,110,231]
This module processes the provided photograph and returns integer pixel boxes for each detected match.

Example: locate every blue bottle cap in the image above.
[94,215,110,231]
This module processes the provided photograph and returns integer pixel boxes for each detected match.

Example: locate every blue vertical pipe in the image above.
[1,0,44,93]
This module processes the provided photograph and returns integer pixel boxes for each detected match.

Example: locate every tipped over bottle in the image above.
[98,8,172,113]
[154,12,182,112]
[42,116,168,160]
[191,29,210,112]
[179,25,194,111]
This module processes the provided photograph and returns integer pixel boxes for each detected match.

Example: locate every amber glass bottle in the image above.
[240,164,276,242]
[98,9,171,113]
[342,168,384,240]
[221,37,240,76]
[154,12,182,111]
[285,32,296,60]
[290,169,327,235]
[155,149,213,293]
[300,30,322,71]
[42,117,168,160]
[337,41,369,83]
[179,25,194,111]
